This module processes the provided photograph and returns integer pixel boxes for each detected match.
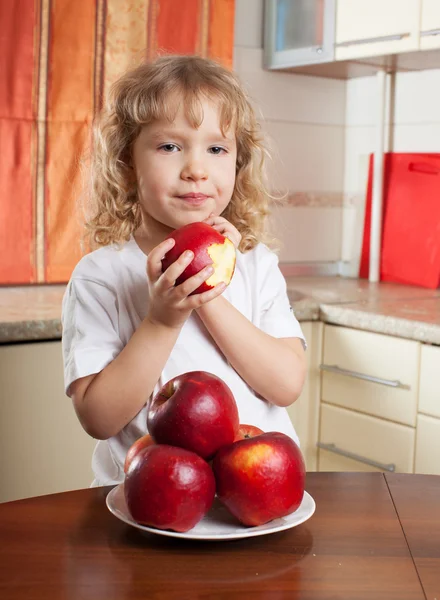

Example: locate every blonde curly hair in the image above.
[84,54,275,253]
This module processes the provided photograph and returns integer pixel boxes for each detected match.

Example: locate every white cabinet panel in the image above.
[415,414,440,475]
[420,0,440,49]
[321,325,419,426]
[0,342,96,502]
[419,344,440,419]
[287,322,323,472]
[336,0,421,59]
[319,403,415,473]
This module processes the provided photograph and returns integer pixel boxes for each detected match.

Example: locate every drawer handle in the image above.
[319,364,410,390]
[317,442,396,472]
[336,32,410,47]
[421,28,440,37]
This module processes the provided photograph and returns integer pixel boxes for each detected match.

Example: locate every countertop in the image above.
[0,473,439,599]
[0,276,439,344]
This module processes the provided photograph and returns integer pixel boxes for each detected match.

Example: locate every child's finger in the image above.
[189,281,227,308]
[158,249,195,291]
[175,264,215,298]
[146,238,175,281]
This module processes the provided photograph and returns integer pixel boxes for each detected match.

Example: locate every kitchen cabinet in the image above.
[415,414,440,475]
[317,324,420,473]
[264,0,440,78]
[320,325,419,426]
[287,321,323,472]
[318,403,415,473]
[415,344,440,475]
[264,0,336,69]
[335,0,421,60]
[418,343,440,419]
[420,0,440,49]
[0,341,96,503]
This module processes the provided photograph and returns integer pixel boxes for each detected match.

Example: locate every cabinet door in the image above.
[419,344,440,418]
[321,325,419,427]
[335,0,421,60]
[0,342,96,502]
[264,0,336,68]
[287,322,323,472]
[318,403,415,473]
[420,0,440,49]
[415,414,440,475]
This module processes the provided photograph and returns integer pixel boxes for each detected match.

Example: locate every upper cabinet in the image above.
[335,0,420,60]
[264,0,440,77]
[264,0,336,69]
[420,0,440,49]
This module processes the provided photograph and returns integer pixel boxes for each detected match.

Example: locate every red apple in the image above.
[161,222,236,295]
[234,424,265,442]
[124,444,216,532]
[212,432,306,527]
[147,371,239,460]
[124,434,155,474]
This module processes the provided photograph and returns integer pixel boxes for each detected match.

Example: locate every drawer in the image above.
[419,344,440,419]
[321,325,419,426]
[335,0,420,60]
[415,414,440,475]
[318,403,415,473]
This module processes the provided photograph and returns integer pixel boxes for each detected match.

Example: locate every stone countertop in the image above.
[285,276,440,345]
[0,286,65,343]
[0,277,439,345]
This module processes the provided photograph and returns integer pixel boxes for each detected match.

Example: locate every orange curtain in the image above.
[0,0,235,284]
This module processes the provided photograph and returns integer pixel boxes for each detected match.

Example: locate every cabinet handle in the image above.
[421,29,440,37]
[336,32,410,47]
[319,364,410,390]
[317,442,396,472]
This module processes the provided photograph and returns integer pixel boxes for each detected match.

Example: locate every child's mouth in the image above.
[177,193,209,206]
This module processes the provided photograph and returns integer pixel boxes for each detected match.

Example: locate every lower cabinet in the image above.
[414,344,440,475]
[0,341,96,503]
[287,321,323,472]
[415,415,440,475]
[316,325,440,475]
[318,403,415,473]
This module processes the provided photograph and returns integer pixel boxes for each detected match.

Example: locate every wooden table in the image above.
[0,472,438,599]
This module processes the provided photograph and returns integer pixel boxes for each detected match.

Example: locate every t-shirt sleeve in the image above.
[61,277,124,396]
[257,247,307,350]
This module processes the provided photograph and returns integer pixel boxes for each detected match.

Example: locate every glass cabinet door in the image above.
[264,0,336,69]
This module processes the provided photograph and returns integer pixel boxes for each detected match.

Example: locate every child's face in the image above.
[132,94,237,242]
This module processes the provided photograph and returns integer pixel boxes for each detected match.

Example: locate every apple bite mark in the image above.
[206,238,236,287]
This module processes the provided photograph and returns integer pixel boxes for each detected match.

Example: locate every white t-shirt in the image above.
[61,236,306,486]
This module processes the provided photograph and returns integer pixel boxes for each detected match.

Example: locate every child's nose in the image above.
[180,156,208,181]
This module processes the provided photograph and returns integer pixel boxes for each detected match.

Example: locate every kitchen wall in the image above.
[343,68,440,276]
[233,0,346,265]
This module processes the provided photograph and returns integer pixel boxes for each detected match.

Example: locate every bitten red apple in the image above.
[147,371,239,460]
[124,444,216,532]
[124,433,155,474]
[234,424,264,442]
[161,222,236,295]
[212,432,306,527]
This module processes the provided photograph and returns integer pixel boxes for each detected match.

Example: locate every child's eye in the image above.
[209,146,227,155]
[159,144,179,153]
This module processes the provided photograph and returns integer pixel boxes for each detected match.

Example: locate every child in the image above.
[62,55,307,487]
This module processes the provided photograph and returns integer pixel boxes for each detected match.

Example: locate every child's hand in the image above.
[203,214,241,249]
[145,238,226,329]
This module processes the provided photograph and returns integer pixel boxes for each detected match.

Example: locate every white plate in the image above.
[106,483,316,541]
